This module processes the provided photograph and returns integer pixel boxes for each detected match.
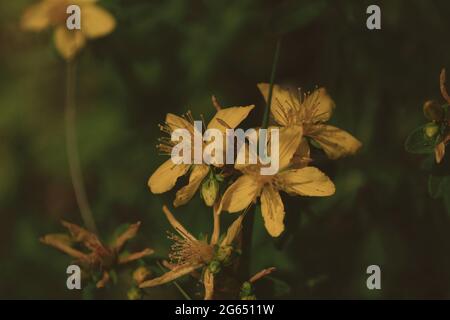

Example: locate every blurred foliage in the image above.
[1,0,450,299]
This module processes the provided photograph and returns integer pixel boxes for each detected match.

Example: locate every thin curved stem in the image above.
[65,60,97,233]
[240,39,282,278]
[262,39,282,129]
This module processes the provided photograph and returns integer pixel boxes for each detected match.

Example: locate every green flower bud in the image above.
[216,245,233,265]
[208,260,221,274]
[240,281,253,297]
[127,287,142,300]
[241,295,257,300]
[423,100,444,121]
[424,122,439,139]
[201,176,219,207]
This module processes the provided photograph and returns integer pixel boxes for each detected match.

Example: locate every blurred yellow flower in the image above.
[139,205,243,300]
[220,126,335,237]
[21,0,116,60]
[40,221,154,288]
[258,83,362,160]
[149,103,254,207]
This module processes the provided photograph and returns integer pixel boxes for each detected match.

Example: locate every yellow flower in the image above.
[220,126,335,237]
[139,204,244,300]
[148,103,254,207]
[258,83,362,160]
[40,221,154,288]
[21,0,116,60]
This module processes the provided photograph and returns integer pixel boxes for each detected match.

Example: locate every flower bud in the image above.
[424,122,439,139]
[216,245,233,265]
[201,176,219,207]
[208,260,221,274]
[133,266,151,285]
[127,287,142,300]
[240,281,253,297]
[423,100,444,121]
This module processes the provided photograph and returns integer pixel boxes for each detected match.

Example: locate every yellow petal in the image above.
[210,201,221,245]
[148,159,190,194]
[220,175,260,213]
[302,88,335,123]
[139,263,203,288]
[292,138,311,168]
[174,164,209,207]
[220,214,244,246]
[54,26,86,60]
[61,220,103,252]
[207,105,255,134]
[435,142,445,164]
[112,222,141,252]
[258,83,298,126]
[118,248,154,264]
[309,124,362,159]
[21,1,51,31]
[260,185,285,237]
[203,269,214,300]
[234,141,259,172]
[40,233,88,260]
[162,205,197,242]
[166,113,194,133]
[278,126,303,170]
[81,4,116,39]
[278,167,335,196]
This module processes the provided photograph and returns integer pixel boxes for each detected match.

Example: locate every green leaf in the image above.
[404,124,436,154]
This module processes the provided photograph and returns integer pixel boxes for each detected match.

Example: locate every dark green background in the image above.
[1,0,450,299]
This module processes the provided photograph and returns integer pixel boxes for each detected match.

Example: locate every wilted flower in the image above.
[258,83,361,160]
[139,205,244,300]
[21,0,116,60]
[148,101,254,207]
[40,221,154,288]
[220,126,335,237]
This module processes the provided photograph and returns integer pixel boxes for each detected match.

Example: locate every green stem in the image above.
[65,60,97,233]
[240,38,282,279]
[262,39,282,129]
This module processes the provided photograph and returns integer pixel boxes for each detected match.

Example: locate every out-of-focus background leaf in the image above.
[1,0,450,299]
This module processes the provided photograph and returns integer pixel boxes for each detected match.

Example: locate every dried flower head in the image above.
[139,204,244,300]
[40,220,154,288]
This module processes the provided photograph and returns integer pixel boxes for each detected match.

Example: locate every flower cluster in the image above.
[22,1,362,299]
[144,84,361,298]
[150,85,361,237]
